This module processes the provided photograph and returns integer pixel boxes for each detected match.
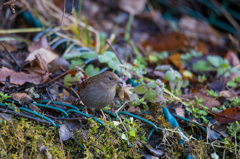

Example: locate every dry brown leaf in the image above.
[63,89,70,98]
[225,51,240,69]
[25,48,59,65]
[0,67,49,85]
[168,53,182,68]
[11,93,32,101]
[142,32,188,52]
[181,92,221,109]
[29,103,42,113]
[218,90,237,99]
[194,42,208,54]
[28,36,50,52]
[214,107,240,124]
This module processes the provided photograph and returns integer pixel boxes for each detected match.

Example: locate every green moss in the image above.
[0,117,65,158]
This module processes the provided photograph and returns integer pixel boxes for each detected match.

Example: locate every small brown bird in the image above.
[79,71,122,120]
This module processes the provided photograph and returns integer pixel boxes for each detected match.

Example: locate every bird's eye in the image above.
[109,77,112,80]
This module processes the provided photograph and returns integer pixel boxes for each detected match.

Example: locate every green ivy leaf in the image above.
[104,51,116,58]
[192,60,210,71]
[146,81,156,89]
[63,74,73,86]
[85,64,100,77]
[69,59,84,69]
[98,55,111,63]
[134,85,146,94]
[108,60,117,70]
[81,52,97,59]
[164,70,175,81]
[144,89,156,100]
[207,56,223,67]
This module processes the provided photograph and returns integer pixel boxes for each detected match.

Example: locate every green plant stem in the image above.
[124,14,134,42]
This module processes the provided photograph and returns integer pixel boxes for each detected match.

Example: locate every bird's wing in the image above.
[80,76,95,90]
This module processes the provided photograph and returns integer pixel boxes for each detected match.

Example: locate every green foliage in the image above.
[85,64,100,77]
[69,59,84,69]
[132,59,147,78]
[63,51,97,60]
[192,55,240,77]
[162,67,183,92]
[230,97,240,106]
[186,97,209,123]
[73,118,144,159]
[227,77,240,88]
[192,60,210,72]
[63,72,82,86]
[198,75,207,83]
[132,79,165,104]
[0,92,10,103]
[98,51,121,71]
[207,90,219,97]
[149,51,168,64]
[228,121,240,140]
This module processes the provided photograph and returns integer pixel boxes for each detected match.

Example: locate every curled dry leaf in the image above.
[25,48,59,65]
[214,107,240,124]
[28,36,50,52]
[0,67,48,85]
[11,92,32,102]
[11,92,35,106]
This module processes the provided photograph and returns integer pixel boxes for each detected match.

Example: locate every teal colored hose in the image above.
[66,109,105,126]
[18,107,56,127]
[33,103,69,118]
[117,111,159,133]
[40,100,79,110]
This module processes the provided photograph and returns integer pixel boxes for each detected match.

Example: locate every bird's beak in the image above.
[116,80,123,84]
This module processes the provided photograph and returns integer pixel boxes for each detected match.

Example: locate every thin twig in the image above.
[55,82,80,94]
[0,41,20,69]
[0,107,51,124]
[48,63,85,83]
[106,39,123,64]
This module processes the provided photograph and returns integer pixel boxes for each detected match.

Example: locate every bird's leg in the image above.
[100,109,106,121]
[85,106,89,115]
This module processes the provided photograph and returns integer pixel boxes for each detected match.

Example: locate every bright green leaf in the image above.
[146,81,156,88]
[81,52,97,59]
[144,89,156,100]
[134,85,146,94]
[63,74,73,86]
[207,56,223,67]
[164,70,175,81]
[104,51,116,59]
[98,55,110,63]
